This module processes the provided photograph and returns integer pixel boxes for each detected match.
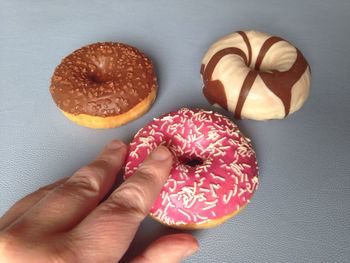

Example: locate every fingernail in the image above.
[107,140,125,150]
[183,245,199,259]
[150,146,171,161]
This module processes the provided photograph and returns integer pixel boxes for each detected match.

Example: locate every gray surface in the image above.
[1,0,350,262]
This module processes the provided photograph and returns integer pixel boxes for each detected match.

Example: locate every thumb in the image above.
[130,233,199,263]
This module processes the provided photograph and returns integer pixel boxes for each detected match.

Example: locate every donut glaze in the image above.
[50,42,157,117]
[201,30,311,120]
[125,108,259,228]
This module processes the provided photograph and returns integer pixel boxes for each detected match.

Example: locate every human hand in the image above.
[0,140,199,263]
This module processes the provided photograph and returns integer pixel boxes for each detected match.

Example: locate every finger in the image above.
[130,234,199,263]
[69,146,172,263]
[0,177,68,231]
[5,140,127,236]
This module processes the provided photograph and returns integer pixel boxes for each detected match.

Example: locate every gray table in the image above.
[1,1,349,262]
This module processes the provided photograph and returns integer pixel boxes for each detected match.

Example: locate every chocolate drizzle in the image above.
[201,32,310,119]
[255,37,282,70]
[202,48,247,110]
[234,71,258,119]
[259,49,308,116]
[238,31,252,67]
[50,42,157,117]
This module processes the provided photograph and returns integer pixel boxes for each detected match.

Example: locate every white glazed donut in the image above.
[201,30,311,120]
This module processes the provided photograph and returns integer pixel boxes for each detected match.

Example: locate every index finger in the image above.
[68,146,172,263]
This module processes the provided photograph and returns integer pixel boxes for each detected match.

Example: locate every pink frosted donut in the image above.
[125,108,259,229]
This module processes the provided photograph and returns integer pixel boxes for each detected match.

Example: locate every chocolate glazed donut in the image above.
[50,42,157,128]
[201,30,311,120]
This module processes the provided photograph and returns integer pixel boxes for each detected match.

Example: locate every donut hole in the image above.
[87,69,114,83]
[87,57,116,83]
[180,156,204,167]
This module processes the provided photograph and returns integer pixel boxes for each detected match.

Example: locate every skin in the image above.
[0,140,199,263]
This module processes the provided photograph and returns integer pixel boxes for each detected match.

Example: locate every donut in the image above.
[50,42,157,128]
[125,108,259,229]
[201,30,311,120]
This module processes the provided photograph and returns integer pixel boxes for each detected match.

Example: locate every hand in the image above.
[0,140,198,263]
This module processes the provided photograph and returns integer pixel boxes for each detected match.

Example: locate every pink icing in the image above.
[125,108,259,226]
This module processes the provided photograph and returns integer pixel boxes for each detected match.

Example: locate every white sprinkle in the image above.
[232,185,238,197]
[169,129,177,136]
[238,188,245,197]
[213,122,223,130]
[210,184,217,198]
[205,199,218,205]
[223,194,228,204]
[233,176,239,184]
[200,187,210,192]
[194,123,204,134]
[246,182,254,193]
[161,192,170,206]
[197,214,208,220]
[219,145,231,150]
[223,189,234,204]
[212,184,220,190]
[228,139,237,145]
[203,204,216,211]
[169,179,177,193]
[154,132,164,137]
[198,177,205,186]
[161,116,175,122]
[210,172,226,182]
[130,151,139,158]
[185,197,197,209]
[178,208,191,221]
[175,220,186,226]
[164,201,172,213]
[160,122,167,130]
[240,173,245,183]
[125,161,131,168]
[152,208,162,218]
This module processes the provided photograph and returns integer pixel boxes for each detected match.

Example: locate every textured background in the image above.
[1,0,349,262]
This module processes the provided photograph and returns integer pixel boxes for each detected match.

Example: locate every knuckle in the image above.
[137,163,156,176]
[137,165,161,183]
[109,183,149,218]
[66,165,103,197]
[36,184,58,196]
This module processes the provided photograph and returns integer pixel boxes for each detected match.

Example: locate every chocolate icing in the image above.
[202,48,248,110]
[234,71,258,119]
[50,42,157,117]
[201,32,310,119]
[257,40,308,116]
[254,37,282,70]
[238,31,252,67]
